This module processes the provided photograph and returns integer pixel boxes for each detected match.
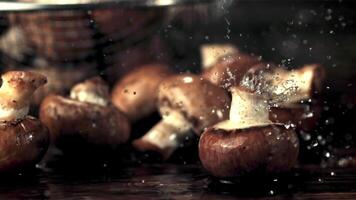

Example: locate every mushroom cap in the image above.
[303,64,325,98]
[202,53,261,89]
[270,102,322,132]
[39,95,130,148]
[158,74,230,134]
[0,116,49,172]
[199,125,299,178]
[112,64,173,121]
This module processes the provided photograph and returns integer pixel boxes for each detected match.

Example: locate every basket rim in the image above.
[0,0,213,12]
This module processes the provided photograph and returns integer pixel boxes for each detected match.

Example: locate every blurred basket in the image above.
[0,0,216,83]
[10,10,96,62]
[8,6,163,63]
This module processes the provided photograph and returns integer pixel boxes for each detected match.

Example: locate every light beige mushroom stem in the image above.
[200,44,238,68]
[0,71,47,121]
[215,87,273,130]
[134,109,193,159]
[241,64,321,106]
[70,77,110,106]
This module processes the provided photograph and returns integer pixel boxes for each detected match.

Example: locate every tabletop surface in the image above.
[0,163,355,200]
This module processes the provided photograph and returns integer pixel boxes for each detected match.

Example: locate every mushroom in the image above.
[202,52,261,89]
[111,64,173,121]
[0,71,49,172]
[199,87,299,178]
[132,74,231,160]
[204,52,325,132]
[39,77,130,151]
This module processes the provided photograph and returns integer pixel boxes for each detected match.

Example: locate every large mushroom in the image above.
[111,64,173,121]
[203,50,325,132]
[133,74,231,160]
[39,77,130,152]
[0,71,49,172]
[199,87,299,178]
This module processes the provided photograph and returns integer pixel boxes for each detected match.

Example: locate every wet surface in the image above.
[0,164,355,199]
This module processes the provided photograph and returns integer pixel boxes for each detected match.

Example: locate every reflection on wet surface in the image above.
[0,164,355,199]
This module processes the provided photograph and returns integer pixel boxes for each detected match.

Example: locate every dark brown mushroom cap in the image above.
[270,102,322,132]
[158,74,231,134]
[304,64,325,98]
[112,64,173,121]
[0,116,49,172]
[202,53,261,89]
[39,95,130,147]
[199,125,299,178]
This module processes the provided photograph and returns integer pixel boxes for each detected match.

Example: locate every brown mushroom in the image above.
[204,52,325,132]
[0,71,49,172]
[111,64,173,121]
[202,52,261,89]
[133,74,231,160]
[199,87,299,178]
[39,77,130,150]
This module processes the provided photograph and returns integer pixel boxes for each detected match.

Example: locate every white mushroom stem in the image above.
[200,44,238,69]
[135,110,193,159]
[0,71,47,121]
[214,87,273,130]
[70,90,109,106]
[263,65,319,105]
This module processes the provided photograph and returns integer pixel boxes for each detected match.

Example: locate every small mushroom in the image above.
[111,64,173,121]
[0,71,49,172]
[199,87,299,178]
[133,74,230,160]
[39,77,130,150]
